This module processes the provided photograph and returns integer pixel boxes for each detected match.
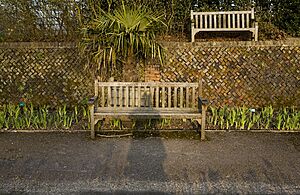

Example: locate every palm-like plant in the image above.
[80,2,165,81]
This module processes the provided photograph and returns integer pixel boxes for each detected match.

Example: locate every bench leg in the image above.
[196,105,208,141]
[89,105,95,139]
[195,118,205,141]
[201,105,208,141]
[91,122,95,139]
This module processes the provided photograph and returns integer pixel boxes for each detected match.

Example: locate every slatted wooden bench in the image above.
[88,80,209,140]
[191,8,258,42]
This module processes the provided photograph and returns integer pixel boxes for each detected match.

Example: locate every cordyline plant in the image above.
[79,2,165,81]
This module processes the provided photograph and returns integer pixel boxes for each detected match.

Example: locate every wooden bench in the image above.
[88,80,209,140]
[191,8,258,42]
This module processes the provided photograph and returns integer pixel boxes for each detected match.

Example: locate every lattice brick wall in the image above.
[161,41,300,107]
[0,43,93,106]
[0,41,299,107]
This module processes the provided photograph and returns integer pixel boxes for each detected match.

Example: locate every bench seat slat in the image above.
[96,107,198,112]
[94,111,202,119]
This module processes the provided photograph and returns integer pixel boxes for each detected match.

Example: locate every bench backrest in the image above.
[191,8,255,30]
[94,81,203,112]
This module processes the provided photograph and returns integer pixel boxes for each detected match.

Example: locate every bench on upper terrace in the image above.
[88,80,209,140]
[191,8,258,42]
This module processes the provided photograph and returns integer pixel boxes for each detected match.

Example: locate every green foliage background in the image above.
[0,0,299,42]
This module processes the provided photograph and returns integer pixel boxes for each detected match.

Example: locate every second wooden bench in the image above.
[191,8,259,42]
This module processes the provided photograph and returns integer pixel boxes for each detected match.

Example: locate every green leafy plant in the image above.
[228,108,237,129]
[239,106,249,130]
[208,106,299,131]
[0,106,6,129]
[110,119,122,130]
[80,1,165,81]
[160,118,171,128]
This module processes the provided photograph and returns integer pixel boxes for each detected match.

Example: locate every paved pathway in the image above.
[0,132,300,194]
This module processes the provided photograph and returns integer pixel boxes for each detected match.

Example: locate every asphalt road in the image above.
[0,131,300,194]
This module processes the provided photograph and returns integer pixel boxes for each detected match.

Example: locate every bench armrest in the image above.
[88,96,98,105]
[200,98,209,105]
[198,97,209,111]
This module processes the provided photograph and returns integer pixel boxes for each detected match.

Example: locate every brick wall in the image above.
[0,40,299,107]
[144,64,160,82]
[0,42,93,105]
[161,40,300,107]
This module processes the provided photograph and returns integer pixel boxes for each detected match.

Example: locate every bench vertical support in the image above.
[89,104,95,139]
[254,22,259,41]
[201,104,208,141]
[191,10,195,42]
[198,78,206,141]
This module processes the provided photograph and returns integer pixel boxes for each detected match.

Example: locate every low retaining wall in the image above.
[159,40,300,107]
[0,40,299,107]
[0,42,93,105]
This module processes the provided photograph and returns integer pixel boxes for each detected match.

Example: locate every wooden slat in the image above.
[108,86,112,107]
[97,82,198,87]
[246,13,249,28]
[174,87,178,108]
[142,86,148,107]
[101,86,105,107]
[241,14,245,28]
[223,13,227,28]
[192,87,196,108]
[128,86,134,107]
[228,14,231,28]
[113,86,117,107]
[133,87,136,107]
[195,15,199,28]
[213,14,217,28]
[192,10,251,15]
[162,86,165,108]
[125,86,129,107]
[137,86,141,107]
[204,15,207,29]
[156,87,159,107]
[186,87,189,108]
[218,14,222,28]
[232,14,236,28]
[95,112,201,119]
[119,86,123,107]
[168,87,171,108]
[150,86,154,108]
[251,8,255,19]
[195,28,256,32]
[209,14,212,29]
[237,14,240,28]
[180,87,183,108]
[199,15,202,28]
[96,107,199,113]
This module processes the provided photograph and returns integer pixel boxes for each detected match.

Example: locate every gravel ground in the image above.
[0,131,300,194]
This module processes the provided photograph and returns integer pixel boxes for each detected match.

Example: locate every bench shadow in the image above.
[124,92,168,183]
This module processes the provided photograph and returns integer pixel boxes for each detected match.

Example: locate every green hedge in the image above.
[0,0,299,42]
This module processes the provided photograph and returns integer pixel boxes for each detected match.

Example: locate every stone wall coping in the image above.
[161,39,300,48]
[0,42,77,48]
[1,39,300,49]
